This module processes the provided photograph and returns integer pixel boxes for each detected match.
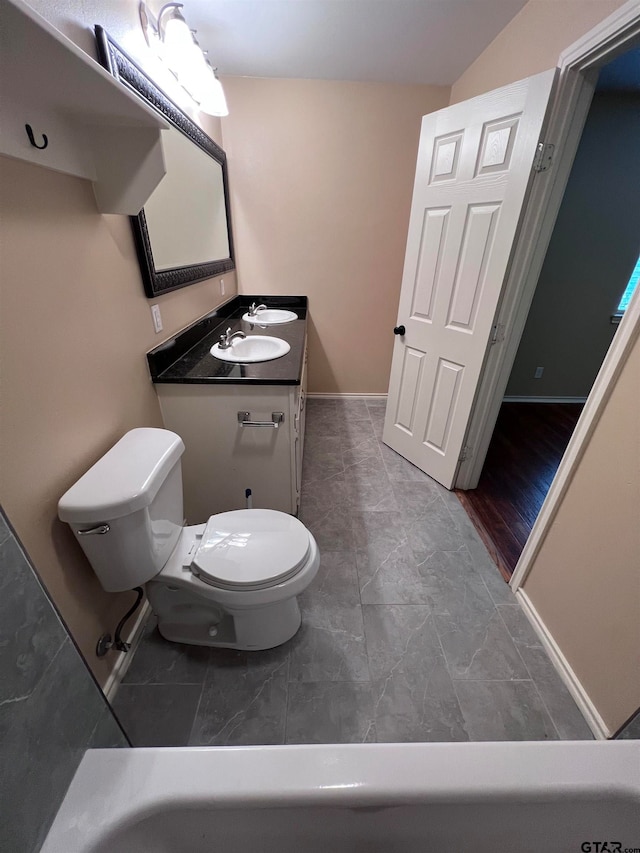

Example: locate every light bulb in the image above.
[198,68,229,117]
[178,41,210,100]
[161,13,194,72]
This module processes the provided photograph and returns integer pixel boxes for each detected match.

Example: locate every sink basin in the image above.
[210,335,291,363]
[242,309,297,325]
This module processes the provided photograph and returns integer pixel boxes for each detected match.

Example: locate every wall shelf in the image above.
[0,0,169,215]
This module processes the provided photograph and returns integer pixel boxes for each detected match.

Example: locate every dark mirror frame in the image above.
[95,26,235,298]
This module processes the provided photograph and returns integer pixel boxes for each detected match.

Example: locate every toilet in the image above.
[58,428,320,650]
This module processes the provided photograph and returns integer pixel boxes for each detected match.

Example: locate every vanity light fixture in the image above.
[140,2,228,116]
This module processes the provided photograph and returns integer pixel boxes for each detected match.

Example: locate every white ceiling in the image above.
[185,0,528,86]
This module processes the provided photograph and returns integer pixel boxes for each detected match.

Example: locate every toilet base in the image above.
[147,580,303,650]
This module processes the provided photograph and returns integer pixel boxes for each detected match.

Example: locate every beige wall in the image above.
[0,0,236,686]
[507,92,640,397]
[522,330,640,732]
[219,76,450,393]
[450,0,629,104]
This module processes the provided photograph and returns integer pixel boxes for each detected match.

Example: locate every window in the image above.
[617,255,640,313]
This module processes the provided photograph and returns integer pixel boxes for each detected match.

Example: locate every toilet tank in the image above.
[58,429,186,592]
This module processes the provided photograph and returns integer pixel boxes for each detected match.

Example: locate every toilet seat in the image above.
[190,509,312,592]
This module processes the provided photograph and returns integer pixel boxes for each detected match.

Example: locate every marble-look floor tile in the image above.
[343,454,398,512]
[333,398,371,419]
[300,550,360,609]
[0,511,10,545]
[191,650,289,746]
[369,410,385,439]
[354,512,430,604]
[89,705,129,748]
[363,604,438,681]
[289,604,370,682]
[497,605,593,739]
[617,712,640,739]
[429,565,529,681]
[436,602,529,681]
[300,473,353,550]
[415,546,492,616]
[337,418,377,447]
[380,441,432,483]
[454,680,559,741]
[365,398,387,412]
[391,479,447,521]
[440,491,515,605]
[363,605,468,742]
[302,434,344,483]
[304,400,339,437]
[345,478,399,513]
[286,682,375,743]
[112,683,203,746]
[402,495,464,557]
[372,667,468,743]
[301,470,347,512]
[122,616,210,685]
[477,560,516,606]
[342,435,381,468]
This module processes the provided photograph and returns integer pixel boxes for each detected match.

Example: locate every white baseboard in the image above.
[503,396,588,404]
[102,599,152,704]
[307,393,388,400]
[516,589,611,739]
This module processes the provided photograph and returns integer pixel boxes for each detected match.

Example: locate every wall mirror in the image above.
[96,27,235,297]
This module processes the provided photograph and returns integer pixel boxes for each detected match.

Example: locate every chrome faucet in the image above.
[248,302,267,317]
[218,327,246,349]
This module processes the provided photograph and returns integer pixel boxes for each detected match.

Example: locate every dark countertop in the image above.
[147,295,308,385]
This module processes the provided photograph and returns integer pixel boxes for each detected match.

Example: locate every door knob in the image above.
[393,325,406,336]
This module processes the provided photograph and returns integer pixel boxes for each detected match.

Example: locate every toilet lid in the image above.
[191,509,311,590]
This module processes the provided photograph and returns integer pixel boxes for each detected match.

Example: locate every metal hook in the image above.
[25,124,48,150]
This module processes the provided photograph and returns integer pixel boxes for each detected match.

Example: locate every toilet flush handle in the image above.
[77,523,110,536]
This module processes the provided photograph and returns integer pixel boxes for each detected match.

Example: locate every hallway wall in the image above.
[521,328,640,733]
[506,92,640,398]
[450,0,629,103]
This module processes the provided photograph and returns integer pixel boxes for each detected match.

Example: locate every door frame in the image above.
[452,0,640,592]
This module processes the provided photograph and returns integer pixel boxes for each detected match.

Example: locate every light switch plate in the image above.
[151,304,163,333]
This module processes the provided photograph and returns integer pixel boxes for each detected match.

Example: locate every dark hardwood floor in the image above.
[456,402,584,580]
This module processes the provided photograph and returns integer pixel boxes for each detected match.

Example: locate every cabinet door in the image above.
[158,385,294,522]
[290,346,308,514]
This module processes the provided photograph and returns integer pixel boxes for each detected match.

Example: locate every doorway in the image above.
[457,68,640,579]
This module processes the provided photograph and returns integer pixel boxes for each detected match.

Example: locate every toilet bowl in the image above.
[58,428,319,650]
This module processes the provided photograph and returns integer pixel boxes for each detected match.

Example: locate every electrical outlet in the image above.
[220,278,225,295]
[534,366,544,379]
[150,304,163,334]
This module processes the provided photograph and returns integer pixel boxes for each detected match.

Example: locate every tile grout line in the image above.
[185,675,208,747]
[493,604,562,740]
[283,675,290,745]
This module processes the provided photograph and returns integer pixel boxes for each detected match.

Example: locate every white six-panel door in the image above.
[383,70,556,489]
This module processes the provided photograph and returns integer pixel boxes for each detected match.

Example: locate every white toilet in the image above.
[58,428,320,650]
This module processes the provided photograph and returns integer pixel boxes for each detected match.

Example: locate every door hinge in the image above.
[533,142,555,173]
[459,444,473,463]
[490,322,506,345]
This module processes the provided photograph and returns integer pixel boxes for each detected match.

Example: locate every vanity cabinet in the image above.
[157,349,307,522]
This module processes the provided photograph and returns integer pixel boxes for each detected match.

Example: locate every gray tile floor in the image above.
[112,398,593,746]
